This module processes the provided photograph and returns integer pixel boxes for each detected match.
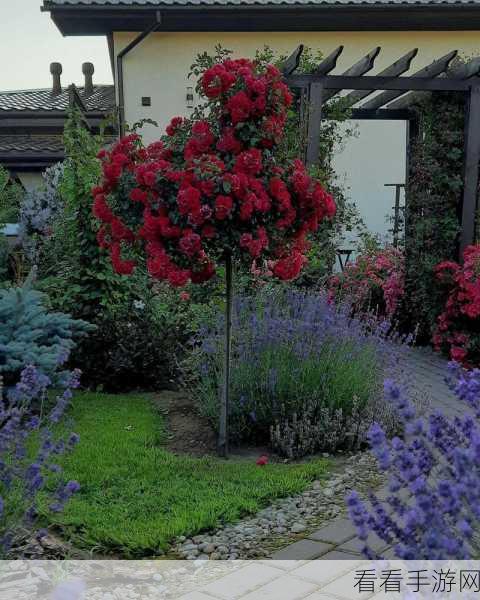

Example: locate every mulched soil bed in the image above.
[153,390,218,457]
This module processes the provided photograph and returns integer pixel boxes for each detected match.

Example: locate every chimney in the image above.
[50,62,62,96]
[82,62,94,96]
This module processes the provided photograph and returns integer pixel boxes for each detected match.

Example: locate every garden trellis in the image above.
[282,44,480,255]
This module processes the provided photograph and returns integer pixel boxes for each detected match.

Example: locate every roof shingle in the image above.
[43,0,480,6]
[0,135,64,155]
[0,85,115,113]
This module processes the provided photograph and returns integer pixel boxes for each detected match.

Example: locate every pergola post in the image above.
[404,117,419,245]
[285,45,480,254]
[305,82,324,167]
[460,84,480,256]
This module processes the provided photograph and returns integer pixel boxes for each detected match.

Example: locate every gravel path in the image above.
[173,452,382,560]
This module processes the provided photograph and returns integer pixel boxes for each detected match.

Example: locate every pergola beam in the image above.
[287,73,475,92]
[386,91,425,110]
[361,49,458,110]
[281,44,304,76]
[323,47,381,101]
[349,108,415,120]
[450,56,480,80]
[345,48,418,106]
[313,45,344,75]
[284,45,480,252]
[384,57,480,110]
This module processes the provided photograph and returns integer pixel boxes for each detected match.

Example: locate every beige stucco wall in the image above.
[16,171,43,192]
[114,30,480,139]
[113,30,480,244]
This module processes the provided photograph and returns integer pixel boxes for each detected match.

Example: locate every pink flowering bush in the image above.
[433,244,480,366]
[328,246,405,320]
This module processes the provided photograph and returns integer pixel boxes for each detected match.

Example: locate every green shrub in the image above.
[0,166,22,225]
[0,235,9,282]
[73,294,173,392]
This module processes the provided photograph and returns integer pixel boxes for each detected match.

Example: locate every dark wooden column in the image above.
[305,82,324,167]
[404,116,419,298]
[404,116,419,241]
[460,84,480,255]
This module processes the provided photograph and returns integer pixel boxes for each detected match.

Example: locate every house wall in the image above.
[113,30,480,244]
[16,172,43,192]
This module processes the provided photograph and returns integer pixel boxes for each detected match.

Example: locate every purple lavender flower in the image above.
[191,289,408,450]
[348,364,480,560]
[0,364,82,555]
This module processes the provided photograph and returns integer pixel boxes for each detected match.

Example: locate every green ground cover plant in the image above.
[45,391,328,556]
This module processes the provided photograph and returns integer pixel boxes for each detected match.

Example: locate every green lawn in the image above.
[46,392,329,557]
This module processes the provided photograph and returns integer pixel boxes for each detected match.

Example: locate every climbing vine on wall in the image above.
[404,91,467,341]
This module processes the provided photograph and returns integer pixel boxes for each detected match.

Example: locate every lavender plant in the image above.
[0,364,81,556]
[347,364,480,560]
[183,289,408,456]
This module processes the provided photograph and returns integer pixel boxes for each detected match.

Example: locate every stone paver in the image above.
[180,560,381,600]
[308,519,356,545]
[320,568,376,600]
[260,560,309,571]
[202,563,281,599]
[337,534,388,555]
[239,574,317,600]
[403,348,460,418]
[270,540,334,560]
[179,592,218,600]
[320,550,365,560]
[303,595,341,600]
[290,559,356,586]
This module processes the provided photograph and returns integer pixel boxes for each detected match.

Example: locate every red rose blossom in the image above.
[215,195,234,220]
[93,56,335,290]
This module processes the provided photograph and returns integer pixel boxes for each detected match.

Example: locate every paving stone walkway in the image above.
[269,347,460,562]
[402,347,460,418]
[178,559,374,600]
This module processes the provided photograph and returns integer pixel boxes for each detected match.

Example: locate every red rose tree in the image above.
[433,244,480,367]
[92,57,335,455]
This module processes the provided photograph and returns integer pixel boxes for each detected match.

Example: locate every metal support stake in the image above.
[218,253,233,458]
[385,183,405,247]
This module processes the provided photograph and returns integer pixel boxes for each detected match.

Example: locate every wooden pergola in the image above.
[282,45,480,254]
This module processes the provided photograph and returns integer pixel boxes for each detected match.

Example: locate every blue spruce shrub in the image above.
[0,271,92,387]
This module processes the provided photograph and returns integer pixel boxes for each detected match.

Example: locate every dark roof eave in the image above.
[40,1,480,10]
[0,154,65,170]
[0,152,65,159]
[0,110,112,118]
[43,4,480,34]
